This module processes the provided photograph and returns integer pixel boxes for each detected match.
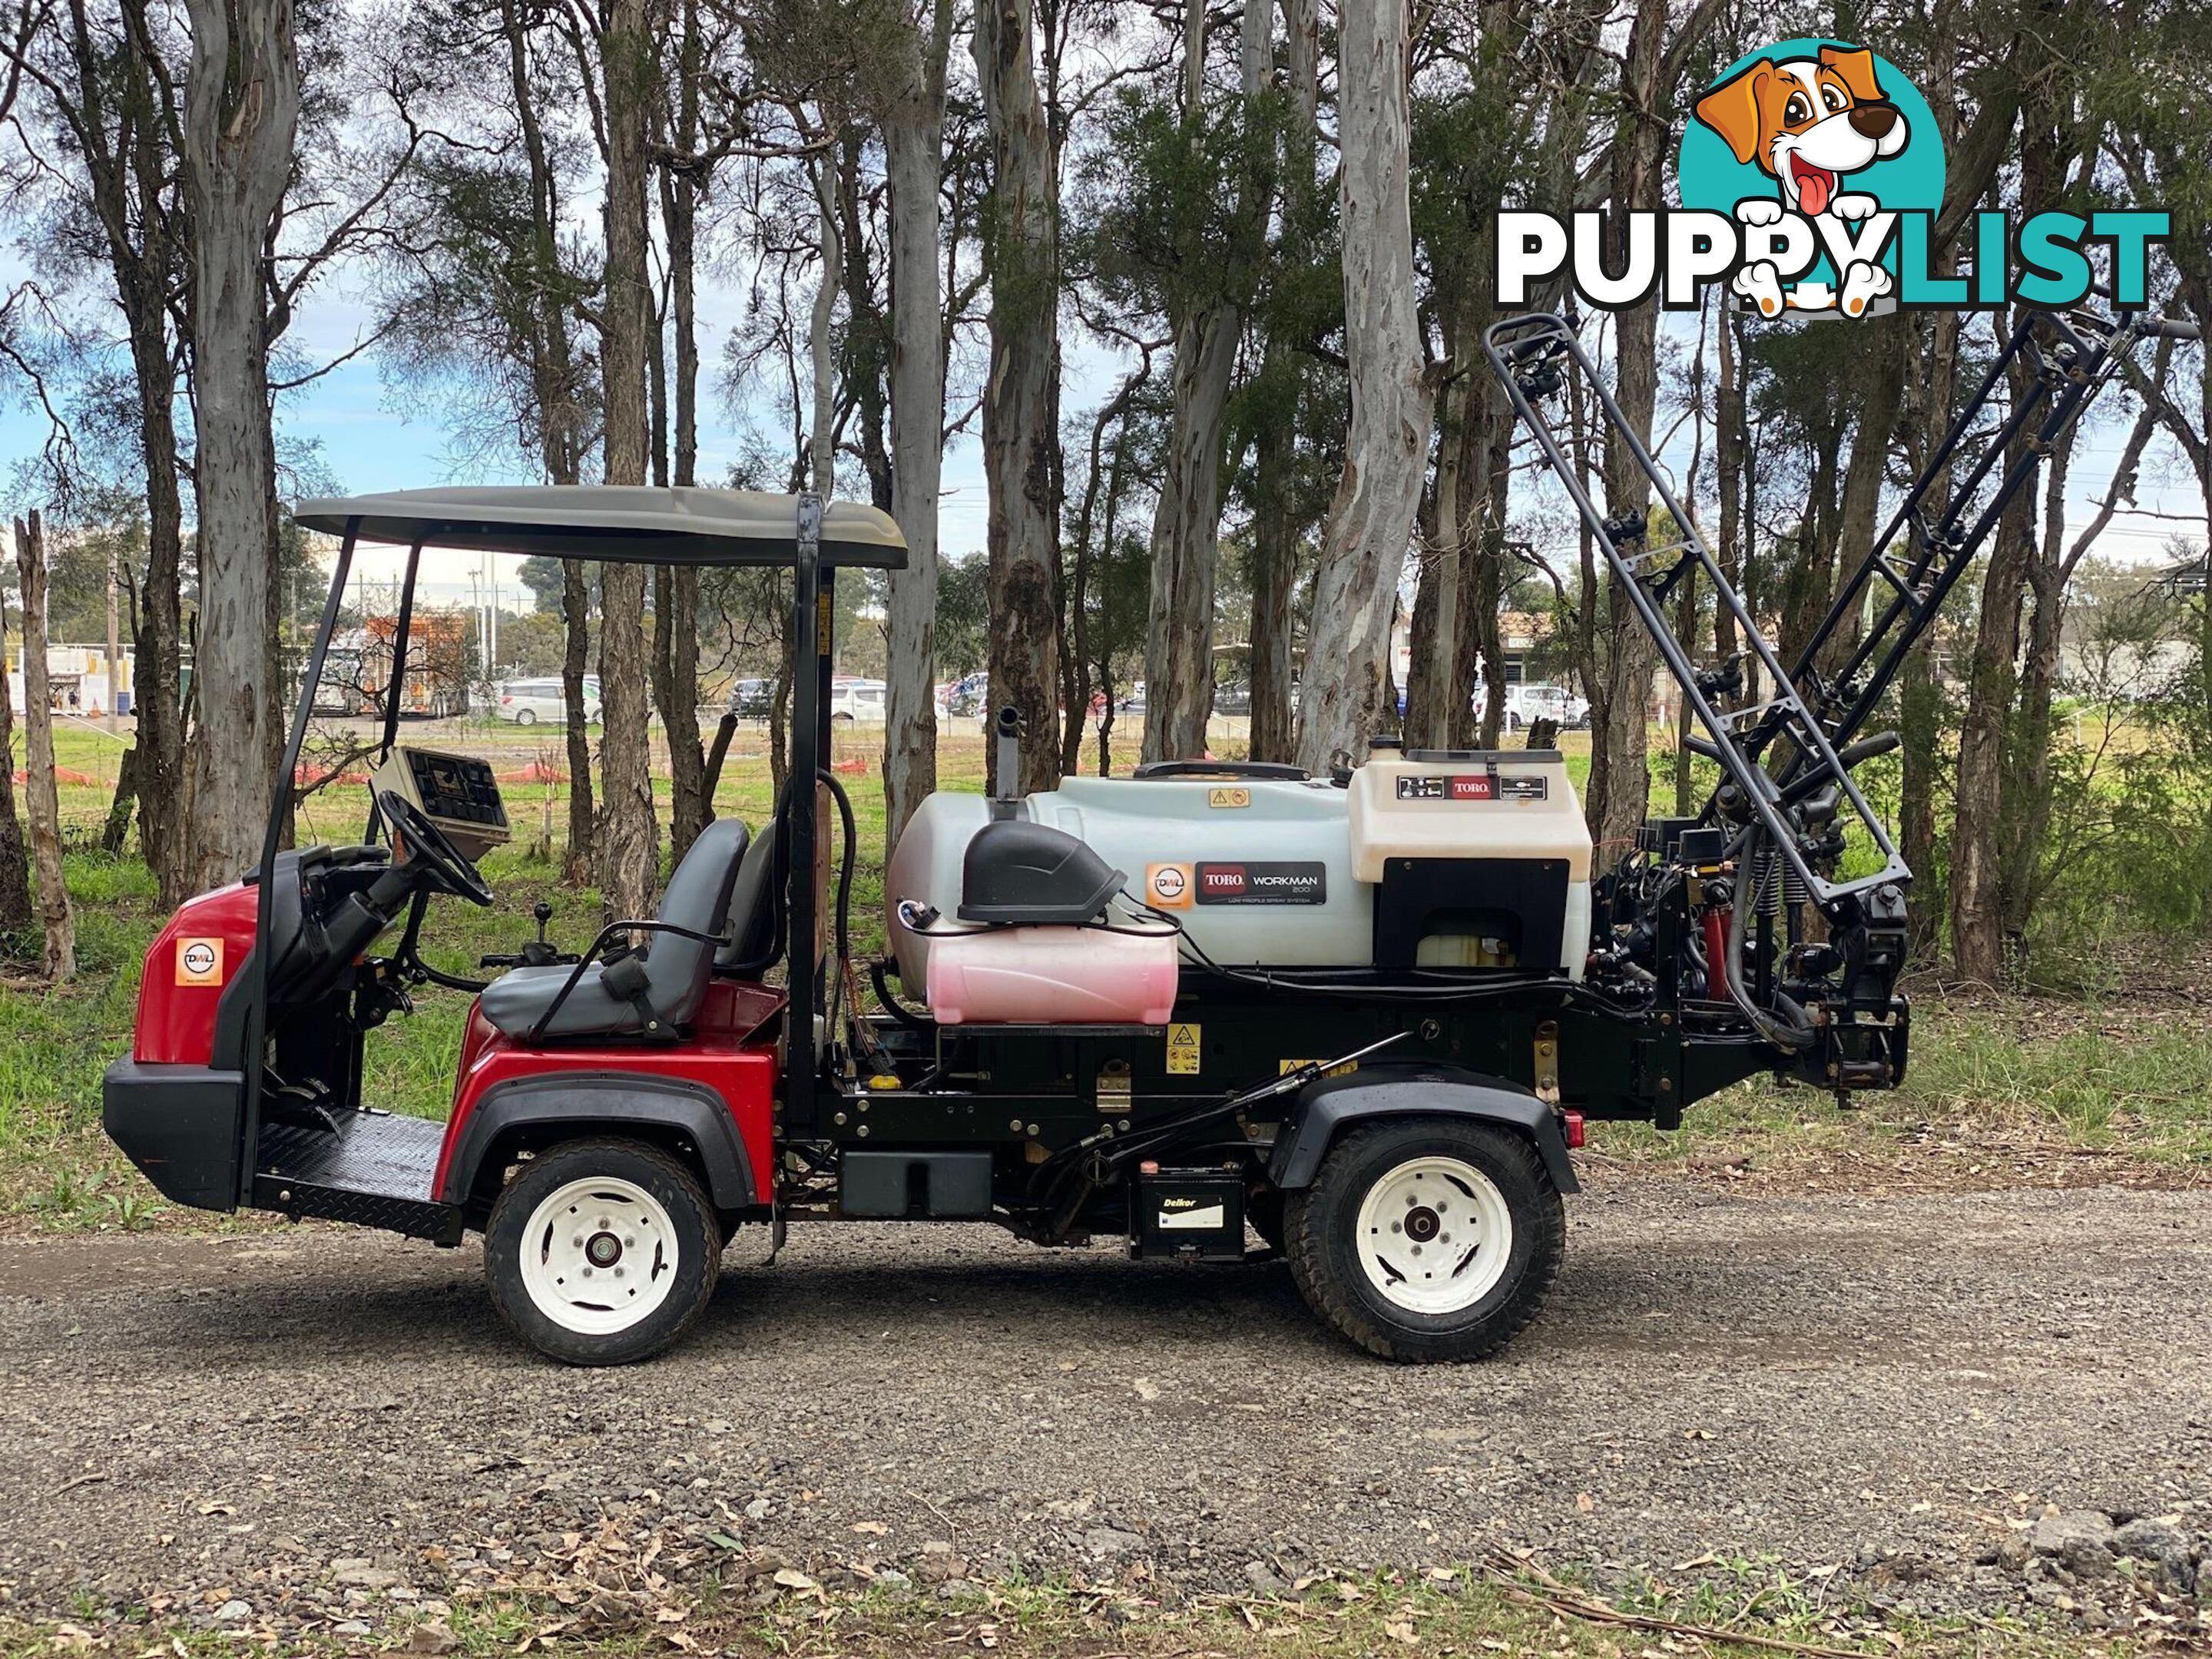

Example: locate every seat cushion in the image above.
[478,816,754,1043]
[478,962,649,1040]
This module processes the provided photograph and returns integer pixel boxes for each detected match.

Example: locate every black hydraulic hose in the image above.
[816,768,860,1043]
[869,956,932,1031]
[1118,892,1650,1014]
[817,768,856,965]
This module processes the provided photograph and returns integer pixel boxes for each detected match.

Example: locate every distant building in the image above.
[5,643,134,716]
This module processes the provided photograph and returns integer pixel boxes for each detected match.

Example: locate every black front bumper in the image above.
[103,1059,247,1210]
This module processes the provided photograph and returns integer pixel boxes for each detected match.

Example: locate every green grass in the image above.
[0,1555,2128,1659]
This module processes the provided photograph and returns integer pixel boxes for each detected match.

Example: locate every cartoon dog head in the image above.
[1694,45,1909,217]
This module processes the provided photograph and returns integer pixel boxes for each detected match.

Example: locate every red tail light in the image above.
[1563,1110,1585,1149]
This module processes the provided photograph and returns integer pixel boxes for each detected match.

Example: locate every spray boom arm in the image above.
[1481,303,2197,1068]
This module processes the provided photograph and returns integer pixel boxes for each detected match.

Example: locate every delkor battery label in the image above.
[1193,861,1327,905]
[1395,773,1548,801]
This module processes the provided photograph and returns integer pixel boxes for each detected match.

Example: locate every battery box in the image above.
[1131,1167,1246,1260]
[840,1150,994,1218]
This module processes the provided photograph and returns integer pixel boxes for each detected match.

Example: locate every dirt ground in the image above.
[3,1166,2209,1639]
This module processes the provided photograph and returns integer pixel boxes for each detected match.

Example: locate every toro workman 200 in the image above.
[104,303,2197,1365]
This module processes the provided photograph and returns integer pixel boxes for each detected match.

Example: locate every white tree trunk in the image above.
[808,157,841,492]
[180,0,298,892]
[594,0,659,919]
[881,0,953,854]
[1141,0,1273,765]
[973,0,1061,793]
[1293,0,1432,774]
[13,512,75,980]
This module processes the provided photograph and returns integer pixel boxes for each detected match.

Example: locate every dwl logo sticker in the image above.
[1495,37,2168,321]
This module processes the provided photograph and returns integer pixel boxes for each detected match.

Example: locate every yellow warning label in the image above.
[175,936,224,986]
[1166,1022,1202,1075]
[1278,1058,1359,1078]
[1207,787,1250,809]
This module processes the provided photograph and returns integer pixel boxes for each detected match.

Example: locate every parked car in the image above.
[496,676,599,725]
[1485,681,1589,730]
[729,677,775,720]
[830,678,886,723]
[944,673,990,719]
[1213,681,1252,715]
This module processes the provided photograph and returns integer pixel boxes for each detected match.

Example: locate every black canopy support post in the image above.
[783,492,824,1134]
[240,520,359,1203]
[363,537,426,843]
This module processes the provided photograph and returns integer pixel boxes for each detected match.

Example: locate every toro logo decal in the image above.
[1200,866,1249,899]
[175,937,225,986]
[1194,861,1326,906]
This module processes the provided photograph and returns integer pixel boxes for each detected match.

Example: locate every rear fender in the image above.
[438,1074,757,1211]
[1267,1063,1580,1194]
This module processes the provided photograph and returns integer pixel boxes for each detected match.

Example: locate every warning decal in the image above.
[1207,787,1251,809]
[175,937,225,986]
[1193,861,1326,906]
[1394,773,1548,802]
[1166,1022,1202,1075]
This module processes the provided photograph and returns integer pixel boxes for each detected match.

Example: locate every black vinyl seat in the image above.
[717,825,780,973]
[480,817,750,1041]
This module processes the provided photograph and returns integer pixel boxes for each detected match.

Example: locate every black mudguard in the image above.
[1267,1063,1580,1194]
[439,1074,757,1210]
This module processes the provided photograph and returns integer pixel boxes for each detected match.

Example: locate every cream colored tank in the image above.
[1349,750,1593,973]
[1348,751,1592,879]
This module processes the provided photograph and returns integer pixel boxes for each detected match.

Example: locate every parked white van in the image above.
[496,676,601,725]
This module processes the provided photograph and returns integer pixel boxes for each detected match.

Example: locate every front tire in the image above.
[1285,1118,1563,1363]
[485,1138,720,1365]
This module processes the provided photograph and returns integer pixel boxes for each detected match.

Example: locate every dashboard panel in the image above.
[371,747,512,858]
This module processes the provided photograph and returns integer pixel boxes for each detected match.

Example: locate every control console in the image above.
[371,747,511,859]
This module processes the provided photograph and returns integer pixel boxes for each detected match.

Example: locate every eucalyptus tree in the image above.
[177,0,300,889]
[1293,0,1432,773]
[1126,0,1275,766]
[376,0,603,882]
[876,0,953,850]
[973,0,1061,791]
[1,0,194,900]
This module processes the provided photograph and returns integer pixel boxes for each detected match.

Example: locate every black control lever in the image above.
[482,901,571,971]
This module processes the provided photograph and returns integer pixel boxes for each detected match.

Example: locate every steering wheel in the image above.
[377,790,495,908]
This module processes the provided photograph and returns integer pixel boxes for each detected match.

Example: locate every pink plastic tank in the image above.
[924,925,1181,1025]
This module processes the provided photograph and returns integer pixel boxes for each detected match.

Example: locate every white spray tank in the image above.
[885,725,1594,1011]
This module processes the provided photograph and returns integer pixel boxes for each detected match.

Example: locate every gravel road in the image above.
[5,1171,2210,1631]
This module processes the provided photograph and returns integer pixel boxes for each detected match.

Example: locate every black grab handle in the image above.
[1129,759,1310,782]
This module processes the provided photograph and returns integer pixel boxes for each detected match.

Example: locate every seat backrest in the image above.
[716,826,780,973]
[640,816,750,1025]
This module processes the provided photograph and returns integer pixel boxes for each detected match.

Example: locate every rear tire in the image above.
[485,1138,720,1366]
[1285,1118,1562,1363]
[515,707,537,726]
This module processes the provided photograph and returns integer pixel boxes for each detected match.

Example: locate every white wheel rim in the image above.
[1353,1155,1513,1316]
[517,1177,681,1335]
